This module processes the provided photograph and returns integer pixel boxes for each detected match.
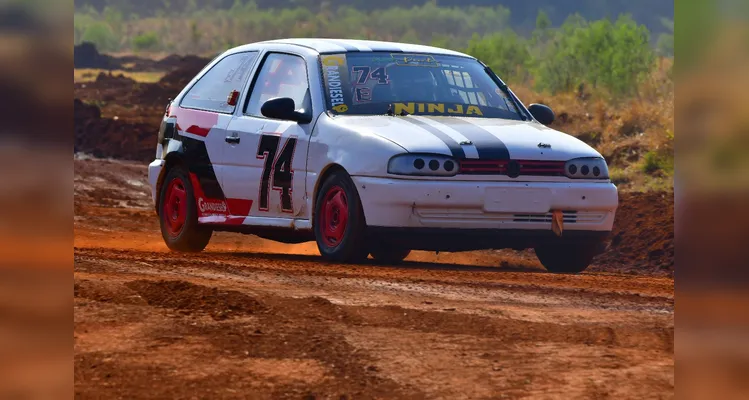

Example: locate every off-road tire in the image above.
[313,170,369,263]
[158,167,212,252]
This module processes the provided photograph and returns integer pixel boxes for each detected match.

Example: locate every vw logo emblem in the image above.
[507,160,521,178]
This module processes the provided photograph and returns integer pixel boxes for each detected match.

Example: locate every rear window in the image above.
[181,52,258,113]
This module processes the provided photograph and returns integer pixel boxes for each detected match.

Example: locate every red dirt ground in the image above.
[74,158,674,399]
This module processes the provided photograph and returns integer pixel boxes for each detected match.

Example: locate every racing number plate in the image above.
[483,187,552,213]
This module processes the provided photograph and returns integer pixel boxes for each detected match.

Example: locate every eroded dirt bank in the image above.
[74,158,673,399]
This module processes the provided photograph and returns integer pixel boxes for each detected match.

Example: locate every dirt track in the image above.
[74,158,674,399]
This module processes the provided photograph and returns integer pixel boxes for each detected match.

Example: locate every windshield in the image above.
[320,52,525,120]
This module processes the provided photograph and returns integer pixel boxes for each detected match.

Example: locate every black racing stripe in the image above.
[435,118,510,160]
[400,118,466,159]
[178,135,226,199]
[326,40,361,52]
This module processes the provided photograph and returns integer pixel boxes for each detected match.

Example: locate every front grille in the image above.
[513,211,577,223]
[415,209,607,225]
[459,160,566,176]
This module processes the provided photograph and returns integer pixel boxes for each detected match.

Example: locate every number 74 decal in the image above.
[256,134,297,213]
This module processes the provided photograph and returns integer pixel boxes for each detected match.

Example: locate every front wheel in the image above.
[313,170,369,263]
[534,242,600,273]
[158,167,212,252]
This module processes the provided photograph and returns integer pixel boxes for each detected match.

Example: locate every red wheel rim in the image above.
[163,177,187,237]
[319,186,348,247]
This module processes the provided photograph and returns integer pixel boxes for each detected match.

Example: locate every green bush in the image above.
[533,15,655,97]
[132,31,160,51]
[465,31,532,84]
[641,151,673,174]
[81,21,119,52]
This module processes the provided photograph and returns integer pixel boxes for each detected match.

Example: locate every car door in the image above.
[173,51,258,222]
[222,52,313,222]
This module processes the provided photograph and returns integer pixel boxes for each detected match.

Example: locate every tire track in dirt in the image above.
[74,158,674,398]
[74,245,673,398]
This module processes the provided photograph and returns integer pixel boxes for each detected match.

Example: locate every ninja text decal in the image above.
[393,102,484,116]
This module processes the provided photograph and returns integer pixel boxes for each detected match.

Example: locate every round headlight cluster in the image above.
[389,154,459,176]
[564,157,609,179]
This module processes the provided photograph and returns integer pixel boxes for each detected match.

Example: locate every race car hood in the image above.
[331,115,601,161]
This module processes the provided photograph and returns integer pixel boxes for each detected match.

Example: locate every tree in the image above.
[81,21,119,52]
[533,14,654,97]
[465,31,532,84]
[656,18,674,57]
[132,31,160,51]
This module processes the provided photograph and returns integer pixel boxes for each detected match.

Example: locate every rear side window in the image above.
[181,52,258,113]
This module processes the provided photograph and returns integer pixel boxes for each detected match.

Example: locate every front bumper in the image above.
[352,176,618,232]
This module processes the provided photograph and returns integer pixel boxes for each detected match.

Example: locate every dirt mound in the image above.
[74,99,157,161]
[595,191,674,274]
[72,53,208,162]
[158,56,209,88]
[124,279,267,320]
[74,42,121,70]
[94,72,136,86]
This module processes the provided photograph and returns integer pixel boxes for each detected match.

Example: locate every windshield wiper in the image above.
[387,103,409,117]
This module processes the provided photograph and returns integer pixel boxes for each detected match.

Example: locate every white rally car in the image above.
[148,38,618,273]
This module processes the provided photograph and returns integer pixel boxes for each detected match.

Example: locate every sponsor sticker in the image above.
[321,54,352,112]
[197,198,228,215]
[391,53,439,67]
[392,102,484,116]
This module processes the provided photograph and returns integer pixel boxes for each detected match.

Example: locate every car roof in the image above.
[230,38,473,58]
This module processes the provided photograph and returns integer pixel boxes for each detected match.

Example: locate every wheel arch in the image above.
[311,163,366,224]
[155,152,187,213]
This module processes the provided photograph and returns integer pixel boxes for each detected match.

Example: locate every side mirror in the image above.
[260,97,311,123]
[528,103,555,126]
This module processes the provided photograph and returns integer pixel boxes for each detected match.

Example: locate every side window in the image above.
[245,53,310,117]
[181,52,258,113]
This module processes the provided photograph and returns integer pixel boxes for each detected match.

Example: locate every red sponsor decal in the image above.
[197,197,229,214]
[189,173,228,218]
[173,107,219,137]
[226,198,252,217]
[190,173,252,225]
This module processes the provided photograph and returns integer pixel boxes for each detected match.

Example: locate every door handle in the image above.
[225,136,240,144]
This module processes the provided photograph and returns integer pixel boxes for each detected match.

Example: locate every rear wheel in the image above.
[534,242,599,273]
[313,170,368,263]
[369,244,411,264]
[158,167,212,252]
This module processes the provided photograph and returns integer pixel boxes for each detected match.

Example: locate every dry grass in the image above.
[514,64,674,193]
[74,69,166,83]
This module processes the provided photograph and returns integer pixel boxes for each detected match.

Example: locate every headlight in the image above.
[388,154,458,176]
[565,157,609,179]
